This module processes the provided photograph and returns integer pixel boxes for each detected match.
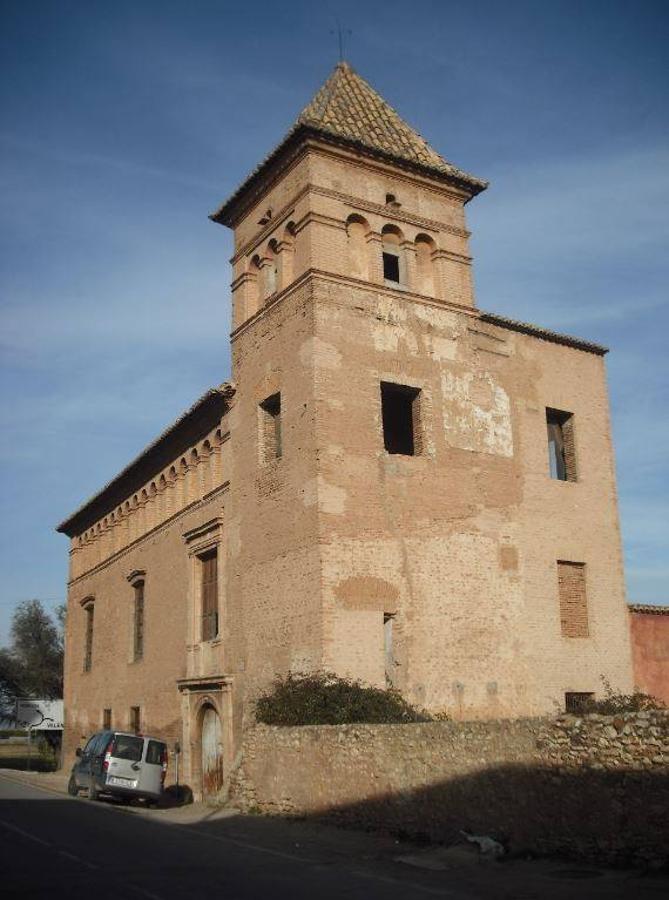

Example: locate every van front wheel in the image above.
[67,775,79,797]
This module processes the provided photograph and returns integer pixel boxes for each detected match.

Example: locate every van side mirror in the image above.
[75,748,83,757]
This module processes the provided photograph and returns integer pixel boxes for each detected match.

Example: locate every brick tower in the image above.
[213,62,634,720]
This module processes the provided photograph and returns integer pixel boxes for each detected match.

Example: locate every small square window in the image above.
[381,382,421,455]
[565,692,593,714]
[102,708,112,730]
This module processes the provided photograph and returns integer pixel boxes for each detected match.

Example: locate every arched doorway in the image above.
[200,704,224,799]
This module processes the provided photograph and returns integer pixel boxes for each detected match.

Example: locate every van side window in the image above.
[112,734,144,762]
[146,740,166,765]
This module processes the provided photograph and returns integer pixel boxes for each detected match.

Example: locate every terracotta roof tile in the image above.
[628,603,669,615]
[479,311,609,355]
[212,62,487,224]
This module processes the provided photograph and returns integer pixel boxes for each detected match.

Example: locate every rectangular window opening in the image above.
[383,251,400,284]
[381,381,421,456]
[557,560,589,638]
[565,692,594,714]
[84,604,94,672]
[133,581,145,661]
[260,392,282,461]
[130,706,141,734]
[546,408,577,481]
[384,613,396,687]
[200,548,219,642]
[102,708,112,730]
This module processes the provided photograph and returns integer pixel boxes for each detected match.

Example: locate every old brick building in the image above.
[629,604,669,705]
[58,63,634,796]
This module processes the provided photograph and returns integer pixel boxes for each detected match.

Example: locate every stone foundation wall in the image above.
[230,711,669,866]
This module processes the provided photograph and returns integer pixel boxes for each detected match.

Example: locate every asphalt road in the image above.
[0,774,483,899]
[0,774,666,900]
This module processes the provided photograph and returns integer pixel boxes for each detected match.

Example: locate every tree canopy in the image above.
[0,600,64,721]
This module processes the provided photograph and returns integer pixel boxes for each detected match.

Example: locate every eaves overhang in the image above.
[56,383,235,538]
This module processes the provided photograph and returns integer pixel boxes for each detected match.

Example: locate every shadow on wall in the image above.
[258,763,669,868]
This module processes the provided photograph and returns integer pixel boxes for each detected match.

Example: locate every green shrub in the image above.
[255,671,432,726]
[579,677,665,715]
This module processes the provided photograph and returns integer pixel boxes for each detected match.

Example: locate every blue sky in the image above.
[1,0,667,642]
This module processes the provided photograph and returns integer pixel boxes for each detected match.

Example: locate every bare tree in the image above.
[0,600,65,721]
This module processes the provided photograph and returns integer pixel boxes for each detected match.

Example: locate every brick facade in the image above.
[629,605,669,704]
[59,62,634,797]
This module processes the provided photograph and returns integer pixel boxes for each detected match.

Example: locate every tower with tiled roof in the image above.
[213,62,633,718]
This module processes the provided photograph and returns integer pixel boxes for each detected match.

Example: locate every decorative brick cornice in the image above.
[308,185,470,239]
[229,267,479,342]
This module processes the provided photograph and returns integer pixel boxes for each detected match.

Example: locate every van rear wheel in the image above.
[87,781,99,801]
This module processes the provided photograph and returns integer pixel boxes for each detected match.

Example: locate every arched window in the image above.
[247,254,262,318]
[381,225,405,287]
[415,233,436,296]
[264,241,278,298]
[346,214,370,280]
[81,597,95,672]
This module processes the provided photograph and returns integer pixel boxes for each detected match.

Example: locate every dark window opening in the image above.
[383,251,400,283]
[129,706,141,734]
[260,392,282,461]
[381,382,421,455]
[565,692,594,714]
[384,613,396,687]
[201,549,219,642]
[102,708,112,730]
[83,603,94,672]
[546,408,577,481]
[133,581,144,661]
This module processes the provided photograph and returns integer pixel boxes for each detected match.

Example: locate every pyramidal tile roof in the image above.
[297,62,482,184]
[213,62,487,224]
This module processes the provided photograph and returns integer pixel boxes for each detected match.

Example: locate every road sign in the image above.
[15,699,64,730]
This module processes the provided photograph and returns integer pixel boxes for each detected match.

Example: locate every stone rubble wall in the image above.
[229,711,669,866]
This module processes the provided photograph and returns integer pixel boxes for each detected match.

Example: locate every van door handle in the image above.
[131,763,141,771]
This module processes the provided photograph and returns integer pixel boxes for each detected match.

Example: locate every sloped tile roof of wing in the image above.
[56,383,235,537]
[212,62,487,225]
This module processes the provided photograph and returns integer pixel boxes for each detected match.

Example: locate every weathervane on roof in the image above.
[330,18,352,62]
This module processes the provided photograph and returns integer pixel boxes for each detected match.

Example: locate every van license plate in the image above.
[108,776,136,787]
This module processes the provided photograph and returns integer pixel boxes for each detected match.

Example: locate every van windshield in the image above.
[112,734,144,762]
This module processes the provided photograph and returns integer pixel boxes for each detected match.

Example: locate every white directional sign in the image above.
[15,699,64,730]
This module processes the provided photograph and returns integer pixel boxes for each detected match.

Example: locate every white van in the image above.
[68,730,167,803]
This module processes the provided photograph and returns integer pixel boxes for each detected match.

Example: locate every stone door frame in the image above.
[177,675,233,801]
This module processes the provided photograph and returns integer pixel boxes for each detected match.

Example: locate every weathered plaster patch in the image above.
[442,370,513,458]
[301,476,347,514]
[299,336,342,369]
[412,305,458,330]
[425,335,458,362]
[334,575,400,610]
[500,545,519,571]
